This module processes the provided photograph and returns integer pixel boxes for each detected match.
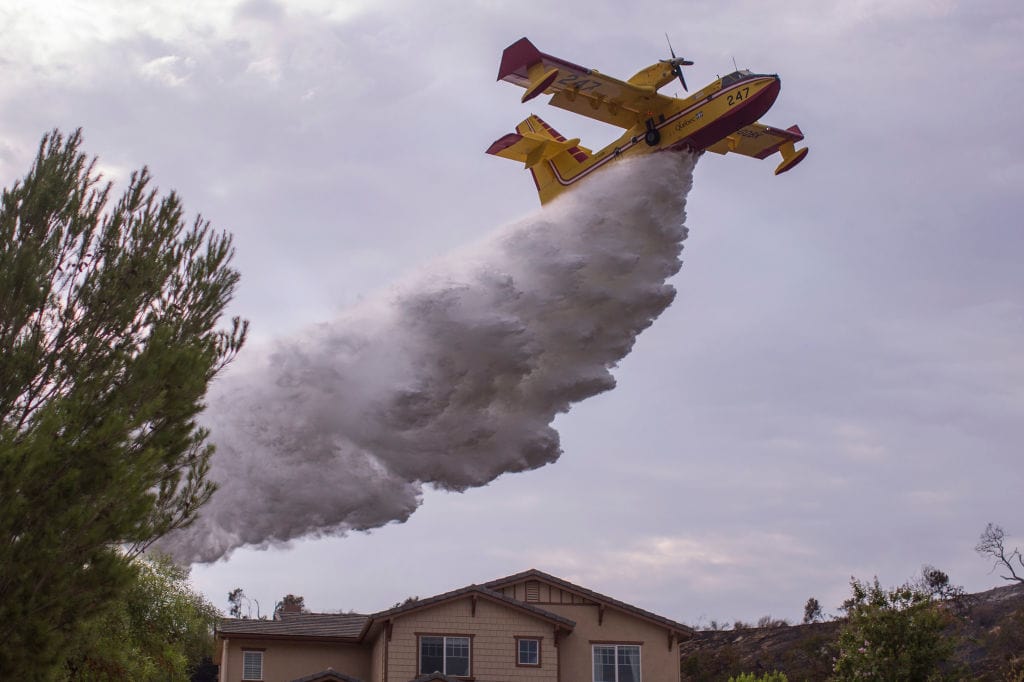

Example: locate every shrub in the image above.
[728,672,789,682]
[832,576,958,681]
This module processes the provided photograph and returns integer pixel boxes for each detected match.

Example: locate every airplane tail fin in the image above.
[486,115,591,204]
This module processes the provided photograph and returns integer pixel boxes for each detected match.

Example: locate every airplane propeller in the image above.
[660,33,694,92]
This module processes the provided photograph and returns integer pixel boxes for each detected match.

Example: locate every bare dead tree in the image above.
[976,523,1024,584]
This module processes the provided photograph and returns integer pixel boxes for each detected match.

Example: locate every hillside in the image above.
[680,582,1024,681]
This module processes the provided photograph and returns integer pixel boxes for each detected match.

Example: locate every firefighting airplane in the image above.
[487,37,809,204]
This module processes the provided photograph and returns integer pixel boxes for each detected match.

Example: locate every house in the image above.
[216,569,692,682]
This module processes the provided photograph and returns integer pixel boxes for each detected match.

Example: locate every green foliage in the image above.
[60,554,219,681]
[274,593,307,618]
[227,587,266,620]
[0,130,246,677]
[987,607,1024,681]
[831,574,958,681]
[804,597,824,624]
[756,615,790,628]
[680,643,742,682]
[227,587,246,618]
[728,672,789,682]
[792,630,842,680]
[1003,661,1024,682]
[391,595,420,609]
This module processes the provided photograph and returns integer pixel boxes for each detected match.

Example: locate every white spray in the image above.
[162,152,697,563]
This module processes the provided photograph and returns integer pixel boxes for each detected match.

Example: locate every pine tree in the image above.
[0,130,247,677]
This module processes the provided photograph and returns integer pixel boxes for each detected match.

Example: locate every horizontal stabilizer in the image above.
[486,115,592,204]
[487,131,580,169]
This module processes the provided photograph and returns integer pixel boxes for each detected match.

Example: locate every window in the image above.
[516,637,541,666]
[242,650,263,680]
[593,644,641,682]
[721,70,753,86]
[419,635,471,676]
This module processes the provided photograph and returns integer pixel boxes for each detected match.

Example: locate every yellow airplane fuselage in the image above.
[536,73,781,203]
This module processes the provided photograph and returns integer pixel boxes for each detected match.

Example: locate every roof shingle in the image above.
[218,612,368,639]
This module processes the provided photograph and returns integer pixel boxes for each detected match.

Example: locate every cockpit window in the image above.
[720,69,754,87]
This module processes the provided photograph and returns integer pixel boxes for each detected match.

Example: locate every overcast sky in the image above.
[3,0,1022,626]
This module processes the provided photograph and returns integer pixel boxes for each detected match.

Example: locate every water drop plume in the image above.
[162,152,697,563]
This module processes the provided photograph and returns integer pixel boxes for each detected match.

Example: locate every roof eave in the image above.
[215,631,366,644]
[367,586,575,631]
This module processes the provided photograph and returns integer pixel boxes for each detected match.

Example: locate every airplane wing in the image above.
[705,122,810,175]
[498,37,676,129]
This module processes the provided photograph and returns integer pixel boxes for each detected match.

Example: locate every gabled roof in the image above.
[216,569,690,645]
[290,670,363,682]
[485,568,693,636]
[218,612,369,640]
[369,583,575,630]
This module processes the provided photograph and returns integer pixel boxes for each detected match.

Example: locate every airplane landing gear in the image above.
[644,118,661,146]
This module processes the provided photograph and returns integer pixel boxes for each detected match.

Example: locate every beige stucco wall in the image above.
[385,597,558,681]
[538,603,681,682]
[221,637,371,682]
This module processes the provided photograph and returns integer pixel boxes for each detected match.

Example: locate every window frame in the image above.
[241,649,264,681]
[514,635,543,667]
[416,633,474,678]
[591,642,642,682]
